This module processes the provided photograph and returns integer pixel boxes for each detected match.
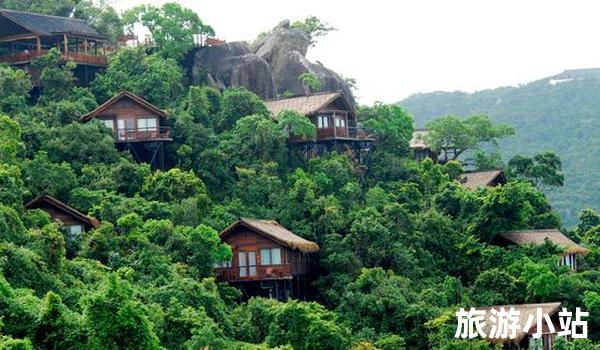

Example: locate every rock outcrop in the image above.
[189,20,353,102]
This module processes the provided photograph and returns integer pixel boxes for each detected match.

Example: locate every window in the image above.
[137,117,157,131]
[260,248,282,265]
[65,225,83,241]
[317,115,330,129]
[101,119,114,131]
[214,259,232,268]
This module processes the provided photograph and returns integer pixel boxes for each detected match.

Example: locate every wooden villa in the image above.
[409,129,437,161]
[264,91,374,164]
[479,302,564,349]
[80,91,171,169]
[0,9,108,86]
[215,218,319,300]
[25,195,99,236]
[459,169,507,190]
[494,229,589,271]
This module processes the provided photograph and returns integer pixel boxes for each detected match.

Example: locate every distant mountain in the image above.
[399,70,600,227]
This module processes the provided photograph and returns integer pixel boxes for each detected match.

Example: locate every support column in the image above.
[36,36,41,54]
[63,34,68,58]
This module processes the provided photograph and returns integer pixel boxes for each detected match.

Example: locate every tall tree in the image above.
[123,2,214,60]
[425,115,515,163]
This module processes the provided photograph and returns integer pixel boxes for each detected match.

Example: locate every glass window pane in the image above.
[102,119,114,130]
[271,248,281,265]
[238,252,247,277]
[147,118,157,129]
[260,249,271,265]
[249,252,256,276]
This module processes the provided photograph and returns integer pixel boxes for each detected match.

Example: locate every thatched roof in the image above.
[264,91,353,118]
[25,195,99,229]
[479,302,562,344]
[459,170,506,189]
[0,9,105,38]
[220,218,320,253]
[410,129,430,149]
[497,229,589,255]
[80,91,168,122]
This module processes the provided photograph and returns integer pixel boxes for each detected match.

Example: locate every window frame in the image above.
[260,247,282,266]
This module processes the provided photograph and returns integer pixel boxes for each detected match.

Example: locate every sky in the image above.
[112,0,600,105]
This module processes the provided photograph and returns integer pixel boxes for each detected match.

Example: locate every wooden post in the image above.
[36,36,41,54]
[63,34,68,58]
[333,113,337,138]
[84,38,88,54]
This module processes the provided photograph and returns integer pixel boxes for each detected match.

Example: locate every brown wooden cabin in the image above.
[494,229,589,271]
[0,9,108,86]
[80,91,171,169]
[265,91,371,143]
[410,129,438,162]
[264,91,374,165]
[215,218,320,300]
[479,302,567,350]
[24,195,99,236]
[459,169,507,190]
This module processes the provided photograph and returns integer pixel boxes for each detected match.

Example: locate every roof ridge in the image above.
[501,228,561,233]
[0,8,89,22]
[264,90,341,102]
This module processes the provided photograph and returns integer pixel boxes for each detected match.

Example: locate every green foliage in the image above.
[291,16,336,46]
[123,2,214,60]
[0,115,23,165]
[91,47,184,108]
[22,151,76,200]
[277,109,317,139]
[298,72,322,94]
[32,48,76,101]
[83,274,161,349]
[218,88,268,132]
[0,65,31,114]
[400,78,600,226]
[0,19,597,349]
[267,300,350,350]
[425,115,514,163]
[361,103,414,155]
[509,152,565,189]
[42,122,119,169]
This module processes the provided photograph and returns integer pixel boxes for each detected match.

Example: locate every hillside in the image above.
[400,71,600,226]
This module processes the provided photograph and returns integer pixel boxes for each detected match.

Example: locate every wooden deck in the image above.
[113,127,172,143]
[215,264,296,282]
[289,126,374,144]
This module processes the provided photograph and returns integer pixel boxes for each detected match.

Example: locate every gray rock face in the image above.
[191,41,275,98]
[189,20,353,102]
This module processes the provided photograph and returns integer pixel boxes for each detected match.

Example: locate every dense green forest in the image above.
[400,73,600,227]
[1,1,600,349]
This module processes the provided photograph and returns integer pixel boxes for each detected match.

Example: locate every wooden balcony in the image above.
[288,125,373,143]
[0,49,107,66]
[215,264,297,282]
[114,127,172,143]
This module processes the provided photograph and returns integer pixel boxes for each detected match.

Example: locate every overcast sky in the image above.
[112,0,600,105]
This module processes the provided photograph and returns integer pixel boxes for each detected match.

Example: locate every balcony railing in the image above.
[0,49,107,66]
[215,264,295,281]
[288,125,374,143]
[114,127,171,142]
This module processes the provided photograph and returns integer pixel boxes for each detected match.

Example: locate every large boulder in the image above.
[190,41,275,98]
[188,20,353,102]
